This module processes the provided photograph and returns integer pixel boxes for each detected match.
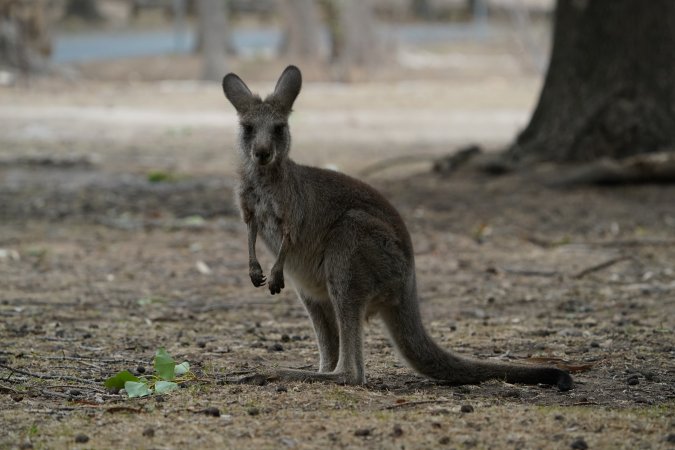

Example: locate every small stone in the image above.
[354,428,371,437]
[12,395,23,402]
[136,366,146,374]
[391,424,403,437]
[439,436,451,445]
[666,433,675,443]
[554,414,565,421]
[197,340,207,348]
[570,437,588,450]
[203,407,221,417]
[460,404,474,413]
[281,334,291,343]
[267,343,284,352]
[276,385,288,393]
[247,407,260,416]
[142,427,155,437]
[69,389,81,396]
[74,434,89,443]
[627,374,639,386]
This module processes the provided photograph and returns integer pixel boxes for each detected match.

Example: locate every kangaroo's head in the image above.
[222,65,302,168]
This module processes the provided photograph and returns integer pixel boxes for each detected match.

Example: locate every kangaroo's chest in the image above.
[243,184,284,251]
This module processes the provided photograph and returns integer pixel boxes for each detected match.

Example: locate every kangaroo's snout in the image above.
[254,147,272,166]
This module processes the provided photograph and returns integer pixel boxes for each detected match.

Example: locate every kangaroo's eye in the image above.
[273,124,286,136]
[242,124,254,137]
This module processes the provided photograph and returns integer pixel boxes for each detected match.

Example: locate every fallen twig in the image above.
[359,154,439,178]
[572,256,629,279]
[501,267,559,277]
[0,363,99,385]
[384,399,454,410]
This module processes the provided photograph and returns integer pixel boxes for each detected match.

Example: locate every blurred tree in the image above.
[507,0,675,164]
[278,0,322,61]
[0,0,52,73]
[197,0,228,81]
[65,0,102,21]
[410,0,432,19]
[326,0,383,78]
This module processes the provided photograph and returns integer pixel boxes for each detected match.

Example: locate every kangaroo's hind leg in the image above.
[299,292,340,373]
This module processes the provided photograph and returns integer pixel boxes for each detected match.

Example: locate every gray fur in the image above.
[222,66,573,391]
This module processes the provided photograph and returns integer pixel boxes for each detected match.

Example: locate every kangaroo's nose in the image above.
[254,148,272,165]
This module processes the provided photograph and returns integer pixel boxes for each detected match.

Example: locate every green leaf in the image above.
[175,361,190,377]
[104,370,139,389]
[154,347,176,381]
[125,381,152,398]
[154,380,179,394]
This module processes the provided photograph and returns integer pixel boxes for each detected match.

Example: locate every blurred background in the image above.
[1,0,554,81]
[0,0,557,190]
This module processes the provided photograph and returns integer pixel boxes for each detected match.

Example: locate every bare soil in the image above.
[1,73,674,449]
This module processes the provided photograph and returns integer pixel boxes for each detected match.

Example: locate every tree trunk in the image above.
[507,0,675,164]
[197,0,228,81]
[65,0,102,21]
[278,0,323,61]
[0,0,52,73]
[327,0,384,77]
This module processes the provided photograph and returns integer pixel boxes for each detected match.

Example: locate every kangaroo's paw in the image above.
[268,268,285,295]
[249,261,266,287]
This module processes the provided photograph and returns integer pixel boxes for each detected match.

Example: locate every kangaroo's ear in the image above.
[269,65,302,114]
[222,73,254,114]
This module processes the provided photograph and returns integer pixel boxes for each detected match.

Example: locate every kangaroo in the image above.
[222,65,573,391]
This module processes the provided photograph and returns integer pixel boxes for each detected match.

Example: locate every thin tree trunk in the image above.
[507,0,675,164]
[65,0,102,21]
[329,0,384,78]
[278,0,323,61]
[197,0,228,81]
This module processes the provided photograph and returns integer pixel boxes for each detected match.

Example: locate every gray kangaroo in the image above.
[222,65,573,391]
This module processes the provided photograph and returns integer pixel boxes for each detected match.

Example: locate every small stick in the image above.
[0,363,99,385]
[384,399,454,410]
[572,256,629,279]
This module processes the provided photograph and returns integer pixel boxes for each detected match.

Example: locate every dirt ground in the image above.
[1,58,674,449]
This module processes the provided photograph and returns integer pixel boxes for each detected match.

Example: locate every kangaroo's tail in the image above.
[380,285,573,391]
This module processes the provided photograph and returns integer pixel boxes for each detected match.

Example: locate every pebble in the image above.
[391,424,403,437]
[203,407,221,417]
[197,340,207,348]
[267,343,284,352]
[627,374,639,386]
[439,436,451,445]
[276,385,288,393]
[74,434,89,444]
[354,428,371,437]
[136,366,146,374]
[247,407,260,416]
[570,437,588,449]
[142,427,155,438]
[460,404,474,413]
[281,334,291,342]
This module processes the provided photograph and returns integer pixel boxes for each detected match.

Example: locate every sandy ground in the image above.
[0,58,674,449]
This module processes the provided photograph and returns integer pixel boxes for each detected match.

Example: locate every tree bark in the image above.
[197,0,228,81]
[278,0,323,61]
[507,0,675,164]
